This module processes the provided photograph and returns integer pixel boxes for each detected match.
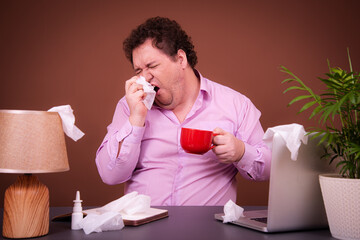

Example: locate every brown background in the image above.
[1,0,359,207]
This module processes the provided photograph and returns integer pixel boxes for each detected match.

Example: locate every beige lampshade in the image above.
[0,110,69,173]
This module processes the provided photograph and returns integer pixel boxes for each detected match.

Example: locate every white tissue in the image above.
[79,191,151,234]
[136,76,156,110]
[98,191,151,215]
[121,193,151,215]
[263,123,308,161]
[79,212,124,235]
[48,105,85,141]
[222,200,245,223]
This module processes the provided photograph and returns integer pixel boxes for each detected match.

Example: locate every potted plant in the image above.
[280,49,360,240]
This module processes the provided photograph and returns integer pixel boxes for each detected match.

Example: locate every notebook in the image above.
[215,132,336,232]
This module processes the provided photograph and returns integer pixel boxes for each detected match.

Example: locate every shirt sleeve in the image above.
[95,98,145,185]
[233,97,271,181]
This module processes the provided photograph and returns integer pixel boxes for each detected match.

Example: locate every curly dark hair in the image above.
[123,17,198,69]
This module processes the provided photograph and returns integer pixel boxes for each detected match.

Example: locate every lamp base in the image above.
[2,174,49,238]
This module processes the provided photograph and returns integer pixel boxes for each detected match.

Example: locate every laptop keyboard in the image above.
[251,217,268,224]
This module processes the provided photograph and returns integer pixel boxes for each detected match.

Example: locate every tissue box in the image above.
[52,207,168,226]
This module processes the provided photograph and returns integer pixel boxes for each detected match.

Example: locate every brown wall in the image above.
[1,0,359,207]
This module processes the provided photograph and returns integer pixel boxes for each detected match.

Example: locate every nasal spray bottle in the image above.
[71,191,83,230]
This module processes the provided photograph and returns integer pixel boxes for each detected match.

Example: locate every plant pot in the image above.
[319,174,360,240]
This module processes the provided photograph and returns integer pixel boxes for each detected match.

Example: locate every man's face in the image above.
[132,39,184,110]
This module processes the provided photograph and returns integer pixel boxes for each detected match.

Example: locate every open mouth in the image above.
[154,86,160,92]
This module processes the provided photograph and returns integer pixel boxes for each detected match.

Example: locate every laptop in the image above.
[215,132,336,232]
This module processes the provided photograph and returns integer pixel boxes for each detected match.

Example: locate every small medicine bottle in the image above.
[71,190,83,230]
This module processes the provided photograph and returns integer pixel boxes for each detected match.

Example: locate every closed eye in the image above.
[134,68,142,75]
[148,64,159,69]
[133,62,159,75]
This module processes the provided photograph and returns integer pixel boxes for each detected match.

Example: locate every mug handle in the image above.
[210,133,219,150]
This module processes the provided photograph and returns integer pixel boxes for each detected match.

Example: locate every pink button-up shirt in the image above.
[95,72,271,206]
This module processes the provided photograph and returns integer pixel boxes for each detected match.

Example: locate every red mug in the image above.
[180,128,218,154]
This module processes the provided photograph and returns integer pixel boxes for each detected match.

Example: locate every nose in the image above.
[141,69,153,82]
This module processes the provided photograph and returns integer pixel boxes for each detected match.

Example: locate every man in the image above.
[96,17,271,206]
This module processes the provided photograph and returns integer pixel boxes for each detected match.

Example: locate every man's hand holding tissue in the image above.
[125,76,151,127]
[212,127,245,164]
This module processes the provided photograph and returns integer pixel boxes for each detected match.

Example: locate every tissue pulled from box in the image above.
[263,123,307,161]
[79,191,151,234]
[98,191,151,215]
[48,105,85,141]
[222,200,245,223]
[136,76,156,110]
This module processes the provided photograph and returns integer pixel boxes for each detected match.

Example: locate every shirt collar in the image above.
[194,69,212,101]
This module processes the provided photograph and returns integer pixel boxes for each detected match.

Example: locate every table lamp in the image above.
[0,110,69,239]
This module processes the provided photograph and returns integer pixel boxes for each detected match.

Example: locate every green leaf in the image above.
[288,95,313,105]
[319,106,334,124]
[330,67,344,75]
[299,101,318,113]
[319,132,330,145]
[283,86,306,94]
[312,131,325,139]
[347,48,353,73]
[309,104,323,119]
[281,78,295,84]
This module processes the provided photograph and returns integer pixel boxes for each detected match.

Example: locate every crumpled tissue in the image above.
[79,191,151,234]
[48,105,85,141]
[222,200,245,223]
[263,123,307,161]
[80,212,124,235]
[136,76,156,110]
